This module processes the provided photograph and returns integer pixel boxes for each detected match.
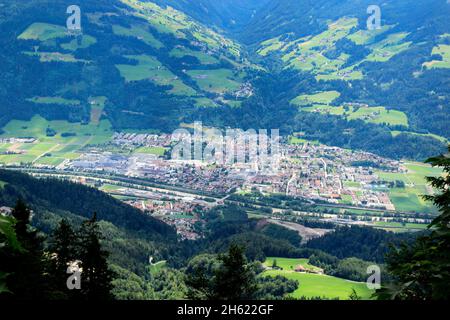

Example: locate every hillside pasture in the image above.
[262,257,373,300]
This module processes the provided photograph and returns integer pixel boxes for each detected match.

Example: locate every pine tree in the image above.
[77,213,115,300]
[49,219,77,299]
[1,199,50,299]
[213,244,257,300]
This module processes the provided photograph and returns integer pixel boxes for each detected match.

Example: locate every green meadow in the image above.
[0,116,112,166]
[264,257,323,273]
[391,131,448,144]
[365,33,412,62]
[423,44,450,69]
[291,91,341,106]
[186,69,242,94]
[112,24,164,49]
[116,55,196,96]
[170,47,219,65]
[18,23,67,41]
[376,162,442,213]
[373,221,428,231]
[262,257,373,300]
[149,260,167,274]
[134,146,166,156]
[60,35,97,51]
[23,51,81,63]
[89,96,107,125]
[27,96,80,106]
[257,37,285,56]
[301,103,409,127]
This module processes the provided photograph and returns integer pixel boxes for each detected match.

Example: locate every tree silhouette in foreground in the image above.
[77,213,115,300]
[0,204,116,300]
[377,146,450,300]
[0,200,51,299]
[213,244,258,300]
[186,244,258,300]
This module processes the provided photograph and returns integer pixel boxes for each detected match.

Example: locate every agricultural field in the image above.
[365,33,412,63]
[134,146,166,156]
[301,104,409,127]
[27,97,81,106]
[291,91,341,106]
[121,0,241,55]
[186,69,242,94]
[282,17,358,73]
[376,162,442,213]
[288,136,320,145]
[23,51,82,63]
[194,97,218,108]
[18,23,67,41]
[170,47,219,65]
[18,22,96,55]
[264,257,323,273]
[112,24,164,49]
[262,257,373,300]
[0,116,113,166]
[347,25,393,45]
[315,66,363,81]
[373,221,428,232]
[116,55,196,96]
[423,44,450,69]
[149,260,167,274]
[391,131,448,144]
[89,96,107,125]
[259,18,413,83]
[257,37,286,56]
[60,35,97,51]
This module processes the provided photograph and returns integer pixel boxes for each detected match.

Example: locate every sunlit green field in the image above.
[170,47,219,65]
[301,104,409,127]
[116,55,196,96]
[376,162,442,213]
[291,91,341,106]
[60,35,97,51]
[112,24,164,49]
[186,69,242,94]
[134,146,166,156]
[27,97,81,106]
[262,257,373,300]
[18,22,66,41]
[0,116,112,166]
[423,44,450,69]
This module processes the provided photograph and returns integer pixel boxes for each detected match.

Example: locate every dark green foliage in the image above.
[214,244,258,300]
[185,254,220,300]
[185,244,258,300]
[255,275,298,300]
[74,213,115,300]
[261,223,302,247]
[0,200,117,300]
[307,225,419,263]
[48,219,77,298]
[377,146,450,300]
[0,170,176,240]
[0,200,51,300]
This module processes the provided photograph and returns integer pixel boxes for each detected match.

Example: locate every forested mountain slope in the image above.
[0,0,448,160]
